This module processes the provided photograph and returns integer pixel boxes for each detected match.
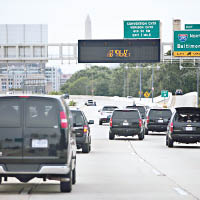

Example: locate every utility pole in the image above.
[123,67,126,97]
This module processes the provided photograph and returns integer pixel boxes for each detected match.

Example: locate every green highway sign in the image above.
[124,20,160,39]
[185,24,200,30]
[161,90,168,98]
[174,30,200,52]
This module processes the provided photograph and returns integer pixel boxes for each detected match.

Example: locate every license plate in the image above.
[32,139,48,148]
[185,127,193,131]
[158,120,163,123]
[123,122,129,126]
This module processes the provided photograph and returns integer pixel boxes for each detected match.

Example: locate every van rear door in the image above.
[23,97,67,164]
[0,97,23,163]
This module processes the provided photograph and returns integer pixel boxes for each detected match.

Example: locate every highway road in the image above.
[0,93,200,200]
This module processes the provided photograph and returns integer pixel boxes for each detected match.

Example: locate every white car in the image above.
[85,99,96,106]
[98,106,118,125]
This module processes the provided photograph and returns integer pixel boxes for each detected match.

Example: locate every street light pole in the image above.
[152,65,154,103]
[140,64,142,101]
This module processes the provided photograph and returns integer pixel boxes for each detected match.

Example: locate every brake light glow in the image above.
[83,125,88,133]
[139,119,142,127]
[110,118,112,127]
[147,116,149,124]
[170,122,173,132]
[19,96,29,98]
[60,111,68,128]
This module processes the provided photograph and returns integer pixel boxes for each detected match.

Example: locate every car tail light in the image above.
[60,111,68,128]
[110,118,112,127]
[139,119,142,127]
[19,96,29,98]
[170,122,173,132]
[147,116,149,124]
[83,125,88,133]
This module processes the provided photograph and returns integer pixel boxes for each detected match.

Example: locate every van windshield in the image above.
[112,110,139,120]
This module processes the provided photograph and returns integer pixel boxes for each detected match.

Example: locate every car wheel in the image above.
[145,128,148,135]
[60,170,72,193]
[109,131,115,140]
[168,137,174,148]
[82,143,90,153]
[166,135,169,146]
[138,131,144,140]
[99,120,102,125]
[72,167,76,185]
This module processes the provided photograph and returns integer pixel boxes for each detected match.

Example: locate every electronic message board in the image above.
[78,39,160,63]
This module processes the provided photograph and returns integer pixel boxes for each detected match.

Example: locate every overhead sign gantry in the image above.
[78,39,160,63]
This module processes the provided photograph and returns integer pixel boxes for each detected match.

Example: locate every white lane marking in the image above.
[174,187,188,196]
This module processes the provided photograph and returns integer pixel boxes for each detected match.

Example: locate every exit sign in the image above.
[161,90,168,98]
[124,20,160,39]
[185,24,200,30]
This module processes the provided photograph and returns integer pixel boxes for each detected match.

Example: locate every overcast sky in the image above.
[0,0,199,73]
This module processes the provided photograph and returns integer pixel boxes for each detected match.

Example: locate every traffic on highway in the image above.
[0,92,200,200]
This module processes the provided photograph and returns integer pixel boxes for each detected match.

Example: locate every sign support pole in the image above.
[197,62,199,107]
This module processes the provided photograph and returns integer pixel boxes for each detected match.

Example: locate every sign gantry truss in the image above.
[0,43,77,62]
[0,42,199,64]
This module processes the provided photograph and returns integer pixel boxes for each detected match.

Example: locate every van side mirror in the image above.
[98,110,101,112]
[88,120,94,124]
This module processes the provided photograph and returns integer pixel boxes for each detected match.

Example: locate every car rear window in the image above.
[112,110,140,120]
[25,99,58,128]
[0,99,21,127]
[102,106,118,111]
[149,109,172,119]
[71,111,85,126]
[127,106,145,116]
[175,110,200,123]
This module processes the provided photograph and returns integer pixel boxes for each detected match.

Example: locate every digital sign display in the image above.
[78,39,160,63]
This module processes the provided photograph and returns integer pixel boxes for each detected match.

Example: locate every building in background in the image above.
[60,74,72,88]
[45,66,62,93]
[0,24,48,93]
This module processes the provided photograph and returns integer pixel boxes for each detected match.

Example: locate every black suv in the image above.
[145,108,172,134]
[166,107,200,148]
[0,95,76,193]
[70,108,94,153]
[126,105,146,119]
[109,109,144,140]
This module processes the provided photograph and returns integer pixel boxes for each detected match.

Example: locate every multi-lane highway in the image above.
[0,93,200,200]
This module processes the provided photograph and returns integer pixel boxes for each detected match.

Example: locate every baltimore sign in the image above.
[174,30,200,57]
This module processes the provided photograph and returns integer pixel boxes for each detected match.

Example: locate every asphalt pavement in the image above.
[0,93,199,200]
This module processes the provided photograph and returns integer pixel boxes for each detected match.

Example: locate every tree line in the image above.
[61,63,198,97]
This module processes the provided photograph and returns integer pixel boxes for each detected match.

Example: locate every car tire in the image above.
[138,131,144,140]
[168,137,174,148]
[99,120,102,125]
[60,170,72,193]
[72,167,76,185]
[166,135,169,146]
[109,131,115,140]
[82,143,90,153]
[145,128,148,135]
[0,177,2,184]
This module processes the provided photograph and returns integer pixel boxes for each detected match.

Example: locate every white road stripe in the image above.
[174,187,188,196]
